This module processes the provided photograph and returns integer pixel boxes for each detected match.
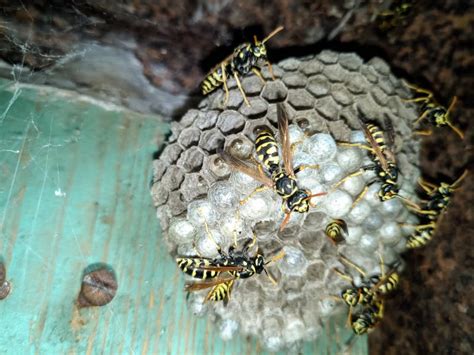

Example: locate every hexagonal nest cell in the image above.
[151,50,421,351]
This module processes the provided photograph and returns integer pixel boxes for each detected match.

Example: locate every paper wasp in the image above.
[325,219,348,244]
[177,221,284,305]
[350,299,384,335]
[201,26,283,107]
[220,103,326,231]
[376,0,414,32]
[334,118,413,208]
[403,81,464,139]
[404,170,467,248]
[333,253,399,332]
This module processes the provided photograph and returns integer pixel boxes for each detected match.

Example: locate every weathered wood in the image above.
[0,79,367,354]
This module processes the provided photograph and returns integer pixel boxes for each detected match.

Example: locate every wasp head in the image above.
[254,254,265,274]
[251,40,268,60]
[379,183,399,201]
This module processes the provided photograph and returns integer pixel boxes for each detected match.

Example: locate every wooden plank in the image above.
[0,79,367,354]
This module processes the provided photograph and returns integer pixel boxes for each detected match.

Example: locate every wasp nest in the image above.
[151,50,420,351]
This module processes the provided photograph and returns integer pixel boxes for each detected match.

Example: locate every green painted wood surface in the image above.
[0,79,367,354]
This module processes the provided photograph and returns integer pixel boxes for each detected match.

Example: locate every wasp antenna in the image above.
[446,120,465,140]
[279,212,291,231]
[262,26,284,43]
[306,192,327,207]
[452,169,469,188]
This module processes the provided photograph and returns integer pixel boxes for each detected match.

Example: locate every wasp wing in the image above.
[185,276,237,292]
[198,265,244,272]
[220,150,273,187]
[360,122,389,172]
[277,103,295,177]
[382,117,397,163]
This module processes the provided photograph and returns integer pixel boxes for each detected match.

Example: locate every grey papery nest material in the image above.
[151,50,420,351]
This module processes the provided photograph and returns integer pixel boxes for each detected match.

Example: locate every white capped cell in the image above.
[363,211,384,231]
[176,242,196,256]
[187,200,218,226]
[359,234,378,253]
[169,218,196,243]
[188,293,208,317]
[378,222,402,246]
[230,171,260,192]
[305,133,337,163]
[350,130,366,143]
[278,246,309,276]
[298,173,323,194]
[240,192,278,221]
[341,174,366,197]
[322,189,353,218]
[208,181,239,211]
[219,319,239,341]
[364,183,382,206]
[219,212,246,238]
[293,152,320,179]
[336,148,363,172]
[320,163,344,184]
[289,124,305,144]
[380,197,404,217]
[346,226,363,245]
[283,317,305,343]
[196,228,227,257]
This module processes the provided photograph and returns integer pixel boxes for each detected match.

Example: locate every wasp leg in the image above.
[221,63,230,106]
[331,169,366,191]
[339,254,367,277]
[201,211,224,255]
[402,81,435,98]
[418,178,437,193]
[234,72,250,106]
[294,164,320,174]
[333,268,354,283]
[337,142,374,152]
[266,60,276,80]
[279,211,292,231]
[352,185,369,208]
[413,129,433,136]
[240,185,269,205]
[414,109,430,125]
[251,67,266,85]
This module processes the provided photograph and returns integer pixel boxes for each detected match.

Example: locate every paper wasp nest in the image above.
[151,51,420,351]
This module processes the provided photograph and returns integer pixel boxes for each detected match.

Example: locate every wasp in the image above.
[177,223,284,305]
[334,254,399,309]
[376,0,414,32]
[410,170,468,220]
[403,82,464,139]
[335,118,413,208]
[405,222,437,249]
[334,254,397,333]
[325,219,348,244]
[403,170,467,248]
[201,26,284,107]
[350,299,384,335]
[220,103,326,231]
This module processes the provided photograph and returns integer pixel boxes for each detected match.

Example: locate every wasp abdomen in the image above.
[255,130,280,170]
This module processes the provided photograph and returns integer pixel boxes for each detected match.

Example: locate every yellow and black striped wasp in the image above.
[201,26,284,107]
[403,81,464,139]
[333,253,399,331]
[335,118,408,207]
[220,103,326,231]
[325,219,348,245]
[350,298,385,335]
[177,222,284,305]
[404,170,468,249]
[376,0,414,32]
